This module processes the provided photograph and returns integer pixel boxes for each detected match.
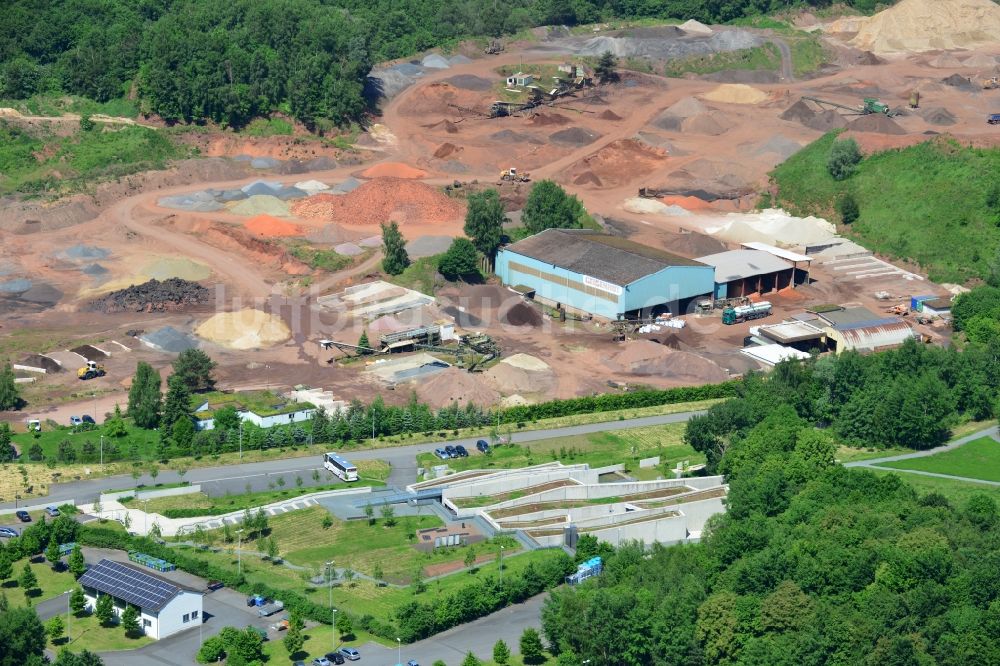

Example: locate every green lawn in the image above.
[11,421,160,463]
[263,624,385,662]
[58,611,154,653]
[417,423,698,478]
[0,558,79,609]
[876,437,1000,482]
[871,469,1000,506]
[387,255,443,296]
[835,445,913,464]
[194,505,516,585]
[173,542,562,624]
[771,133,1000,283]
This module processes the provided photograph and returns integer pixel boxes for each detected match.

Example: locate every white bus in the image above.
[324,452,358,482]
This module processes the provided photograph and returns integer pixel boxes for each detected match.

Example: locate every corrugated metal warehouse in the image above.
[696,249,795,299]
[495,229,715,319]
[815,306,915,353]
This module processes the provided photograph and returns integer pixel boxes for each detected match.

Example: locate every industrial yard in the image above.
[0,0,995,422]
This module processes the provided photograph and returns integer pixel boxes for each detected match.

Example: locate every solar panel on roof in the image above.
[79,559,181,612]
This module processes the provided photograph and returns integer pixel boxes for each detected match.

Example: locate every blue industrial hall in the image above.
[495,229,715,319]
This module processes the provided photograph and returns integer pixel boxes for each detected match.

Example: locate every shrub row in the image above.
[504,382,738,423]
[394,551,575,642]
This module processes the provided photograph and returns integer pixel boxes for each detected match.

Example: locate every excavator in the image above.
[77,360,106,380]
[984,77,999,90]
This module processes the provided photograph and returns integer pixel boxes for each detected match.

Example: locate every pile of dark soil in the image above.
[805,110,848,131]
[87,278,210,313]
[549,127,601,146]
[921,107,956,126]
[71,344,108,361]
[442,74,493,91]
[857,51,884,65]
[502,302,542,327]
[442,305,485,327]
[489,129,544,144]
[941,74,977,92]
[846,114,905,135]
[18,354,62,372]
[598,109,623,120]
[779,100,816,123]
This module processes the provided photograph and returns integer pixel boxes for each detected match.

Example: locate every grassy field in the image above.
[771,133,1000,283]
[663,44,780,77]
[286,242,354,273]
[871,469,1000,506]
[0,94,139,119]
[194,505,515,585]
[877,437,1000,482]
[263,623,384,662]
[835,445,913,464]
[0,558,78,609]
[417,422,698,479]
[174,540,561,623]
[0,121,186,196]
[57,611,154,653]
[387,255,444,296]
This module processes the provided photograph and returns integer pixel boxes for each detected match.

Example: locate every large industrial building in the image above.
[495,229,715,319]
[80,559,204,640]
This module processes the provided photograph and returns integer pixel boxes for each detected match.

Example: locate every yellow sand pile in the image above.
[849,0,1000,55]
[195,309,290,349]
[702,84,769,104]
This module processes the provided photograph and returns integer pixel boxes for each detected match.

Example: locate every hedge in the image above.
[394,551,575,642]
[502,382,738,423]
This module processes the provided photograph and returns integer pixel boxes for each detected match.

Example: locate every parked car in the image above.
[476,439,491,453]
[206,581,224,592]
[433,447,449,460]
[45,506,60,517]
[293,661,306,666]
[339,647,361,661]
[81,415,95,424]
[15,510,31,523]
[69,416,82,426]
[0,527,18,538]
[444,445,457,458]
[312,658,332,666]
[325,652,345,664]
[407,661,420,666]
[454,444,468,457]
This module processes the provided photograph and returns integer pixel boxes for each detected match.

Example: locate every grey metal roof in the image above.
[696,250,793,284]
[817,306,898,330]
[503,229,708,286]
[80,559,195,612]
[837,321,915,351]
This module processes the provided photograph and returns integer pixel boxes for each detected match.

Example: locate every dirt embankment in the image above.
[292,177,464,227]
[162,215,310,276]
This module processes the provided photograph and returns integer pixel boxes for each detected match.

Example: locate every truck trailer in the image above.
[722,301,773,325]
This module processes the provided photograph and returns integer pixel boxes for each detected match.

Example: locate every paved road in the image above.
[0,411,703,509]
[845,426,999,467]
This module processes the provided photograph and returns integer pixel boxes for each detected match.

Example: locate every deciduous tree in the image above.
[127,363,162,429]
[464,189,505,259]
[520,628,545,665]
[523,180,586,234]
[381,221,410,275]
[438,237,480,282]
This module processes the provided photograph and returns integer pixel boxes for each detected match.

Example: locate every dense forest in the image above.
[541,351,1000,664]
[1,0,885,128]
[685,332,1000,470]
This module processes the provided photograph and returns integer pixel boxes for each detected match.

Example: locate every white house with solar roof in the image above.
[79,559,204,639]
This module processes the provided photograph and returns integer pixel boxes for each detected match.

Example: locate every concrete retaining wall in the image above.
[481,477,707,513]
[0,500,75,516]
[100,484,201,503]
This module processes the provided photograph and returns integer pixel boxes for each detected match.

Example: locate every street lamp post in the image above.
[499,545,505,587]
[326,561,336,652]
[66,589,72,644]
[141,499,150,535]
[239,421,243,460]
[397,637,401,666]
[236,529,245,576]
[99,434,104,469]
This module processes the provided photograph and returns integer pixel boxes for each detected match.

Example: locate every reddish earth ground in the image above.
[2,28,985,417]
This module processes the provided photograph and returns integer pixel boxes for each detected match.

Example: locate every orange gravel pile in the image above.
[245,214,302,237]
[291,177,465,226]
[660,195,713,211]
[361,162,428,179]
